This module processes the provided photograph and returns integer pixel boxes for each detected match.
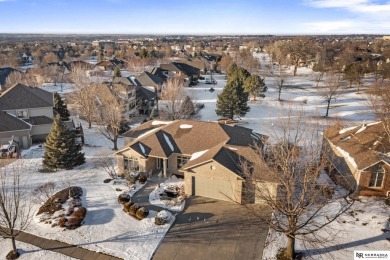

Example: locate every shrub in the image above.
[155,210,171,225]
[118,193,131,204]
[136,207,149,220]
[127,176,137,185]
[123,202,134,213]
[129,204,141,217]
[58,216,68,227]
[139,175,147,184]
[67,207,74,216]
[67,207,87,229]
[385,198,390,206]
[103,178,112,183]
[177,195,187,202]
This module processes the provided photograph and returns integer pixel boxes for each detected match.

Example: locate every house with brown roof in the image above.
[0,83,54,145]
[323,122,390,197]
[115,120,271,203]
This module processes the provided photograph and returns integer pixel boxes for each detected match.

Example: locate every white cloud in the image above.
[303,0,390,33]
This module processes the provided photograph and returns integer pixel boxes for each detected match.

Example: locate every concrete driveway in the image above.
[153,197,271,260]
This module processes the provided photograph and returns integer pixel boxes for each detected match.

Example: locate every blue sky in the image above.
[0,0,389,34]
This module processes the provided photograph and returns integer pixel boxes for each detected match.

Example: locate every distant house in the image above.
[159,62,200,86]
[323,122,390,197]
[68,60,94,71]
[106,77,158,118]
[95,59,125,71]
[134,71,164,90]
[180,57,208,73]
[115,120,271,203]
[0,67,20,91]
[0,83,54,144]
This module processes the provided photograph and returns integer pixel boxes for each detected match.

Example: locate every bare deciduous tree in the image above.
[367,80,390,141]
[0,164,33,257]
[159,77,193,120]
[96,85,125,150]
[69,66,97,129]
[96,154,118,179]
[321,70,342,117]
[243,109,353,259]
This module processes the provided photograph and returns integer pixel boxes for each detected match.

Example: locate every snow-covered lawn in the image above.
[149,176,186,212]
[2,119,174,260]
[0,238,76,260]
[189,53,375,137]
[109,178,146,197]
[262,197,389,260]
[41,83,77,94]
[262,172,390,259]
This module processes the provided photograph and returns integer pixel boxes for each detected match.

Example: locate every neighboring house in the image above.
[0,111,32,149]
[323,122,390,197]
[134,71,164,90]
[105,77,158,118]
[115,120,271,203]
[95,59,125,71]
[180,57,208,74]
[0,83,54,143]
[0,67,20,91]
[68,60,94,71]
[159,62,200,86]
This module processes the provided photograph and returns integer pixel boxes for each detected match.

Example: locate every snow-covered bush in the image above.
[129,204,141,217]
[155,210,172,225]
[123,202,134,213]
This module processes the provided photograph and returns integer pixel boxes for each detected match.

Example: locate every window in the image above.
[16,110,28,119]
[124,157,139,171]
[369,166,384,188]
[177,156,190,169]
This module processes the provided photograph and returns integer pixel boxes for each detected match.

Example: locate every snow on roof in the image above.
[179,124,193,129]
[228,147,238,151]
[339,126,358,134]
[335,145,358,169]
[152,120,172,126]
[190,149,208,161]
[137,128,159,139]
[163,133,174,151]
[355,125,367,134]
[139,142,146,155]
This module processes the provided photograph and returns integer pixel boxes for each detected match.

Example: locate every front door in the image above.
[157,158,163,169]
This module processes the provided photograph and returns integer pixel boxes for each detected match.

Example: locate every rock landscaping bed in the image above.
[149,176,187,212]
[35,186,86,230]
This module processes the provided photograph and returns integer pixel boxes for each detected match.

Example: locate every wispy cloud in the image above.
[303,0,390,33]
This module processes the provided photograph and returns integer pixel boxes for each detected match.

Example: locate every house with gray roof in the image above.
[0,111,32,149]
[0,83,54,145]
[115,120,272,203]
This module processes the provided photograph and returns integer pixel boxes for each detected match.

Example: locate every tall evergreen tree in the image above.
[54,92,70,121]
[113,66,122,78]
[244,74,265,101]
[216,82,250,119]
[43,115,85,170]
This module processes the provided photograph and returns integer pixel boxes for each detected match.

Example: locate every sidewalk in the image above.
[1,229,122,260]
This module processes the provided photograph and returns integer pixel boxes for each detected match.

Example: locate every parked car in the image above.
[1,144,16,158]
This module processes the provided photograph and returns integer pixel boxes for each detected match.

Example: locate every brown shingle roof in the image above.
[323,122,390,170]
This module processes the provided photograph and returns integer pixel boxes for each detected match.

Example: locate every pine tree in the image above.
[54,92,70,121]
[216,82,250,119]
[244,75,265,101]
[113,66,122,78]
[43,115,85,170]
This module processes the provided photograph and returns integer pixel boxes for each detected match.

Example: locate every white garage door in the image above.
[194,177,237,202]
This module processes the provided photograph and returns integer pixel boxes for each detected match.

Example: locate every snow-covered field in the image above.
[3,120,174,260]
[189,53,375,137]
[0,238,76,260]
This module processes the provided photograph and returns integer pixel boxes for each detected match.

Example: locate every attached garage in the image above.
[184,161,243,203]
